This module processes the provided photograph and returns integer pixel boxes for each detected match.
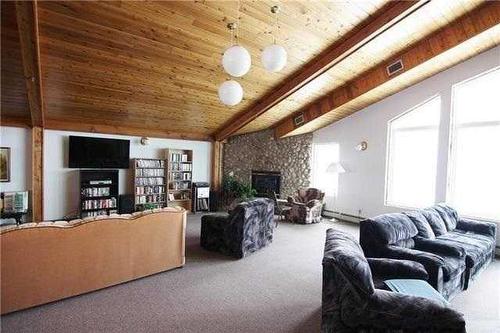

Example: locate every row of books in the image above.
[169,182,190,190]
[196,198,209,211]
[136,159,165,168]
[170,163,192,171]
[135,177,165,186]
[170,153,189,162]
[82,198,117,210]
[170,192,189,200]
[81,187,110,197]
[171,172,191,181]
[82,209,117,218]
[135,168,165,177]
[135,186,165,195]
[136,194,165,204]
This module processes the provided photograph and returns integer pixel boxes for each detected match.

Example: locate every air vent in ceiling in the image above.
[293,113,305,127]
[386,59,404,76]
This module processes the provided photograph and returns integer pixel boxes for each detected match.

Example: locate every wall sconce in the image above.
[140,137,150,146]
[355,141,368,151]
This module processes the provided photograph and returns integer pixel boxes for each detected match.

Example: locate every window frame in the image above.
[446,66,500,222]
[384,94,441,209]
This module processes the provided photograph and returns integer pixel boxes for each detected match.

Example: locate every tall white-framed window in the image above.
[311,142,340,198]
[385,95,441,209]
[448,67,500,221]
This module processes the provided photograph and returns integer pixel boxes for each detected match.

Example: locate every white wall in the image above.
[0,126,31,193]
[314,46,500,219]
[44,130,211,220]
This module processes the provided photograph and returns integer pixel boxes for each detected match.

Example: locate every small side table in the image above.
[0,211,28,225]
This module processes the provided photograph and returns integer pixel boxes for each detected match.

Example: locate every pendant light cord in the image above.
[236,0,241,45]
[273,7,278,44]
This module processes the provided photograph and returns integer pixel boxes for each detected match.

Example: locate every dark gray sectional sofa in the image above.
[322,229,466,332]
[360,204,496,299]
[200,198,275,259]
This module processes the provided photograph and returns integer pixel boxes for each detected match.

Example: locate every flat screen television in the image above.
[68,136,130,169]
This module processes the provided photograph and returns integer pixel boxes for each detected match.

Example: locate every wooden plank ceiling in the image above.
[1,1,499,140]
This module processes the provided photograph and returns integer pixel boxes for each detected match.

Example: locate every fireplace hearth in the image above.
[251,170,281,198]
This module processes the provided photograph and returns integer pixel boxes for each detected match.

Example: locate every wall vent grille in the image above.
[386,59,404,76]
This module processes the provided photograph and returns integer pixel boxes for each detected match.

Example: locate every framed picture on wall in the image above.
[0,147,11,182]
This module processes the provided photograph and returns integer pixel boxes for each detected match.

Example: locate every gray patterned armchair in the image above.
[322,229,466,333]
[286,188,325,224]
[200,198,275,259]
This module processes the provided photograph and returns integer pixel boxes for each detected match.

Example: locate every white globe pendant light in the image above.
[218,80,243,106]
[262,44,287,72]
[262,5,287,73]
[222,44,251,77]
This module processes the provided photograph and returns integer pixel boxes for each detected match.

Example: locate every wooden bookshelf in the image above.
[80,170,119,218]
[133,158,167,211]
[165,149,192,211]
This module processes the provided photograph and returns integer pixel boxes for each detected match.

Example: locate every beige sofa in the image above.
[0,208,186,314]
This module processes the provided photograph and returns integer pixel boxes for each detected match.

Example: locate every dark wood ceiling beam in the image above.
[0,116,32,128]
[213,0,429,141]
[44,119,214,142]
[15,0,45,127]
[275,2,500,138]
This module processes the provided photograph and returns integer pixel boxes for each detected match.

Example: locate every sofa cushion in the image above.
[437,230,495,269]
[421,209,448,236]
[432,204,458,231]
[404,211,435,239]
[323,229,375,297]
[438,254,466,281]
[368,213,418,245]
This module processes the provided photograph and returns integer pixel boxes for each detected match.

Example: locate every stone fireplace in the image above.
[251,171,281,198]
[223,129,312,199]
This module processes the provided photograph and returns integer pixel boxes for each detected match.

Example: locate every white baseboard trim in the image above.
[322,210,365,224]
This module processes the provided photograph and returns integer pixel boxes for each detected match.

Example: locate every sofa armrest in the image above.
[368,258,428,280]
[384,246,445,291]
[456,218,496,238]
[341,290,465,332]
[306,199,321,208]
[414,237,466,258]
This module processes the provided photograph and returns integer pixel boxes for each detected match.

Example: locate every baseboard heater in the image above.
[322,209,365,224]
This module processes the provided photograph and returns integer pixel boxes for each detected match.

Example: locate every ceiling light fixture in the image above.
[218,80,243,106]
[261,5,287,73]
[221,1,251,77]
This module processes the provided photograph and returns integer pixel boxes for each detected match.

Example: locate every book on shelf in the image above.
[82,198,117,210]
[170,153,189,163]
[197,198,209,211]
[136,159,165,168]
[135,177,165,186]
[135,168,165,177]
[135,186,164,195]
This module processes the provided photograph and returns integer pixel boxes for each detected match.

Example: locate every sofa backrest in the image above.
[229,198,274,230]
[1,208,186,314]
[363,213,417,245]
[431,204,458,231]
[323,229,375,298]
[404,210,436,239]
[297,188,325,202]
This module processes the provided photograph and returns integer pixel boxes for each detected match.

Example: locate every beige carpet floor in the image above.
[1,214,499,333]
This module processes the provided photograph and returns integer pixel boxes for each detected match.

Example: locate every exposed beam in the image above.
[31,126,44,221]
[15,0,44,127]
[213,0,429,141]
[44,119,213,142]
[211,141,223,192]
[0,116,32,128]
[275,2,500,138]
